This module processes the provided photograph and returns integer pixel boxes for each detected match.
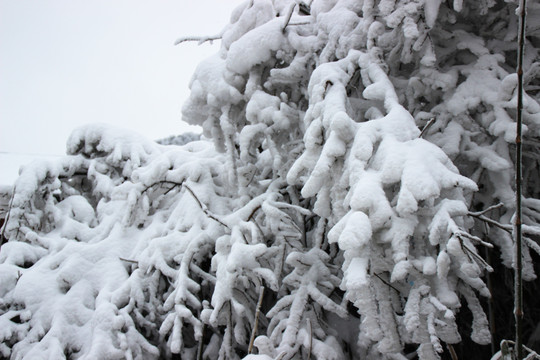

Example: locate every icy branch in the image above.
[468,203,505,217]
[468,212,512,233]
[174,34,222,46]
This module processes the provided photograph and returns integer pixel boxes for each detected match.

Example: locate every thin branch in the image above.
[164,184,179,195]
[0,186,15,247]
[248,286,265,354]
[247,205,262,222]
[455,230,494,248]
[460,242,494,272]
[447,343,458,360]
[468,203,505,217]
[468,212,512,233]
[245,203,265,239]
[197,323,206,360]
[288,20,311,26]
[119,257,139,265]
[282,3,296,32]
[419,117,436,138]
[515,0,527,357]
[183,184,203,207]
[373,272,401,294]
[174,34,222,46]
[307,318,313,360]
[141,180,183,195]
[184,184,230,229]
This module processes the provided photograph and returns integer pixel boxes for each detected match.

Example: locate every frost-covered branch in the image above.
[174,34,222,46]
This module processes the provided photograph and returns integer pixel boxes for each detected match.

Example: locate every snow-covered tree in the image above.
[1,1,540,359]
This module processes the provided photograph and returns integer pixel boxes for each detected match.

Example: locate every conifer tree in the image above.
[1,1,540,359]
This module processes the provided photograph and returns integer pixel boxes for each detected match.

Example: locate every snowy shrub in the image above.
[1,1,540,359]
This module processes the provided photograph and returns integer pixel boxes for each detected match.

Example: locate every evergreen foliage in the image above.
[1,0,540,359]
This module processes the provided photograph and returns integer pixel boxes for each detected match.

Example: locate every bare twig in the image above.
[174,34,222,46]
[141,180,183,195]
[247,205,262,222]
[447,343,458,360]
[460,242,494,272]
[141,180,231,229]
[374,272,401,294]
[468,212,512,233]
[468,203,504,217]
[197,323,206,360]
[455,230,494,248]
[0,185,15,248]
[307,318,313,360]
[119,257,138,264]
[282,3,296,32]
[287,20,311,26]
[419,117,436,138]
[184,184,230,229]
[248,286,265,354]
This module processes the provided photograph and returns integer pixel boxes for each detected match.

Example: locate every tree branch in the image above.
[373,272,401,294]
[141,180,183,195]
[184,184,230,229]
[469,203,504,217]
[419,117,436,138]
[468,212,512,233]
[515,0,527,357]
[119,257,139,265]
[282,3,296,32]
[248,286,265,354]
[0,185,15,247]
[174,34,222,46]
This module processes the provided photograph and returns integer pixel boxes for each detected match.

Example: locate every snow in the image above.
[227,18,287,75]
[2,0,540,359]
[424,0,442,28]
[335,211,372,251]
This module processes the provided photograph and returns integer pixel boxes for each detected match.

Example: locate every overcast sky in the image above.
[0,0,244,185]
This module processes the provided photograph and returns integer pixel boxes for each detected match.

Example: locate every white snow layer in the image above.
[3,0,540,359]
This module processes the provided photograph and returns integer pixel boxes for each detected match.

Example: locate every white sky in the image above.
[0,0,244,185]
